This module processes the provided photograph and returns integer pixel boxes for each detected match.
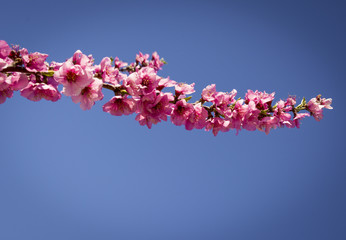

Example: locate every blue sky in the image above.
[1,0,345,239]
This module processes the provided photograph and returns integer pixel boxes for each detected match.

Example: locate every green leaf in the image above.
[41,71,55,77]
[184,96,192,102]
[160,58,167,64]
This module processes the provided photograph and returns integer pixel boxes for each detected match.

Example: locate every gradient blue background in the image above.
[1,0,345,239]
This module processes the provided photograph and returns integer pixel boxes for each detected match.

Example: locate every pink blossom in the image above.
[257,116,280,135]
[213,91,237,115]
[99,57,125,85]
[125,67,160,96]
[245,90,275,109]
[103,95,137,116]
[136,52,149,65]
[158,77,176,90]
[20,48,48,72]
[149,52,164,71]
[175,82,195,96]
[0,40,11,59]
[71,50,93,70]
[7,72,29,91]
[307,98,324,121]
[50,61,63,71]
[205,117,231,136]
[274,100,292,127]
[0,88,13,104]
[71,78,104,110]
[20,81,61,102]
[0,58,8,71]
[0,72,28,93]
[283,97,296,111]
[114,57,128,69]
[202,84,217,102]
[185,103,208,130]
[293,113,310,128]
[135,92,174,129]
[54,60,93,96]
[241,101,260,132]
[320,98,333,109]
[171,100,194,126]
[0,73,10,91]
[226,100,244,133]
[0,73,14,104]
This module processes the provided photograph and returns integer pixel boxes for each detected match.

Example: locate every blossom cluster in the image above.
[0,40,333,136]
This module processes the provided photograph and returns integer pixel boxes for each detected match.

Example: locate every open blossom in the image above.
[50,61,63,71]
[0,72,28,92]
[149,52,164,71]
[274,100,293,127]
[71,78,104,110]
[0,73,12,104]
[202,84,217,102]
[227,100,245,133]
[114,57,128,69]
[293,113,310,128]
[238,100,260,132]
[103,95,137,116]
[283,96,297,112]
[20,75,60,102]
[20,48,48,72]
[320,98,333,109]
[205,117,231,136]
[7,72,29,91]
[213,90,237,116]
[54,58,93,96]
[307,97,324,121]
[171,99,194,126]
[257,116,280,135]
[136,52,149,65]
[135,91,174,129]
[0,58,8,71]
[245,90,275,109]
[175,82,195,97]
[158,77,176,90]
[97,57,126,85]
[185,103,208,130]
[0,40,11,59]
[0,73,10,91]
[70,50,94,70]
[125,67,160,96]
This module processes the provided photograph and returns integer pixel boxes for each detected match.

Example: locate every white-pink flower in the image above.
[149,52,164,71]
[125,67,160,96]
[103,95,137,116]
[20,48,48,72]
[54,60,93,96]
[307,98,324,121]
[0,40,11,59]
[205,117,231,136]
[0,58,8,71]
[175,82,195,97]
[170,100,194,126]
[71,78,104,110]
[135,91,174,129]
[185,103,208,130]
[202,84,216,102]
[20,82,61,102]
[99,57,125,85]
[245,90,275,109]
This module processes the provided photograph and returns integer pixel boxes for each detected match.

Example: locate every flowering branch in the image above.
[0,40,332,136]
